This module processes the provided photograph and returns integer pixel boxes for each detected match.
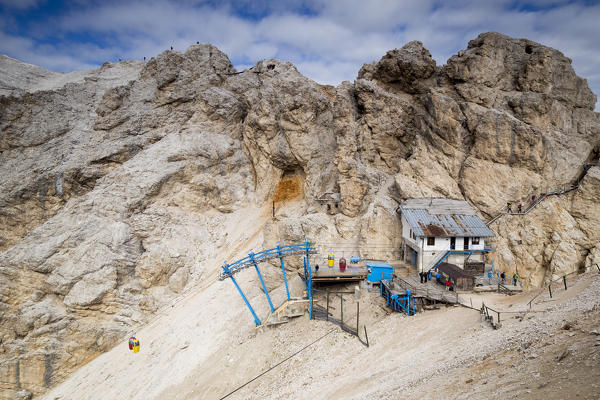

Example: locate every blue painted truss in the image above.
[380,278,416,316]
[220,239,317,326]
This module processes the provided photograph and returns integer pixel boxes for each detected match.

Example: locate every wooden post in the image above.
[548,284,552,298]
[563,276,567,291]
[364,326,369,347]
[497,311,500,324]
[272,201,275,218]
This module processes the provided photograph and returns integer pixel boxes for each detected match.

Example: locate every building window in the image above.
[427,237,435,246]
[472,237,480,245]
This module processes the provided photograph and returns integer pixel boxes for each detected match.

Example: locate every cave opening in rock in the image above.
[525,45,533,54]
[273,168,304,202]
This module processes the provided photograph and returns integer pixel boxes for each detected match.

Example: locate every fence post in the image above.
[356,302,359,335]
[326,290,329,321]
[497,311,500,324]
[340,295,343,328]
[548,284,552,298]
[364,326,369,347]
[563,275,567,291]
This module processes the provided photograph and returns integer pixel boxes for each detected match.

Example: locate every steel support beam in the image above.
[277,243,291,301]
[226,270,261,326]
[250,251,275,313]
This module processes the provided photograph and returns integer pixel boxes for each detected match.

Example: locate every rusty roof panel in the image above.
[400,205,494,238]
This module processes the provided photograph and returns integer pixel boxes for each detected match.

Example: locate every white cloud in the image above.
[0,0,598,109]
[0,0,43,10]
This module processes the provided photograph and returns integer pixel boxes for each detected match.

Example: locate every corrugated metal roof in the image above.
[400,206,495,238]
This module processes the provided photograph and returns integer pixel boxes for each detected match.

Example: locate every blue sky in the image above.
[1,0,599,109]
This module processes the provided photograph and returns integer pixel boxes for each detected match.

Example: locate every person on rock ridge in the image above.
[518,203,522,213]
[500,271,506,283]
[513,272,519,286]
[507,202,512,213]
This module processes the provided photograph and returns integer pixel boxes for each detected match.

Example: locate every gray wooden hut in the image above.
[437,262,475,291]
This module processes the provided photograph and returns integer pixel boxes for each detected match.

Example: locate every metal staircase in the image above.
[486,162,596,226]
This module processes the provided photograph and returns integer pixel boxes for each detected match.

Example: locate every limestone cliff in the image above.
[0,32,598,398]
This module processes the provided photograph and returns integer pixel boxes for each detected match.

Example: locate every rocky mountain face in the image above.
[0,32,598,398]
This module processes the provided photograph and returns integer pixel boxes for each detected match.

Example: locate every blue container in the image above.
[350,256,361,263]
[366,262,394,283]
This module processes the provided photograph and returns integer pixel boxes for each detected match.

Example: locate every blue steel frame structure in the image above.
[380,277,416,315]
[220,239,316,326]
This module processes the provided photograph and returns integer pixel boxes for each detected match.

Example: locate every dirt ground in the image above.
[40,261,600,400]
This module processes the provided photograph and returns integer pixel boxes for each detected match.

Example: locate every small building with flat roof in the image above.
[397,198,494,272]
[437,262,476,291]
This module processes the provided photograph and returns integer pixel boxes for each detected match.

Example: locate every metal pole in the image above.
[277,243,291,301]
[364,326,369,347]
[340,295,343,328]
[497,311,500,324]
[307,256,312,320]
[548,284,552,298]
[326,290,329,321]
[563,275,567,291]
[249,251,274,313]
[229,275,261,326]
[356,302,359,335]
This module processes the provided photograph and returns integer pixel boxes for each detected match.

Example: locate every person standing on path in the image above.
[419,271,424,283]
[507,202,512,213]
[513,272,519,286]
[445,279,450,291]
[500,271,506,283]
[518,203,522,213]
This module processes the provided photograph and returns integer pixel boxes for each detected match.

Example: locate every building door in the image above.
[464,237,469,250]
[450,237,456,250]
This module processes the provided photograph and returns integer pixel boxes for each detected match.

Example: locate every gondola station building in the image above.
[397,198,495,273]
